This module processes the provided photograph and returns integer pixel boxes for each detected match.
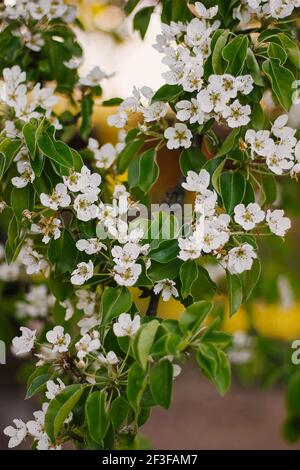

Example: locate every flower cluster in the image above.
[234,0,300,22]
[245,115,300,177]
[178,169,291,274]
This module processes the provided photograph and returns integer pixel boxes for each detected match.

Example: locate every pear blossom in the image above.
[226,244,257,275]
[164,123,193,149]
[75,332,101,359]
[98,351,119,366]
[3,419,27,449]
[245,130,275,158]
[176,98,205,124]
[113,313,141,338]
[71,261,94,285]
[22,246,48,275]
[94,143,116,169]
[76,289,96,316]
[45,378,65,400]
[73,192,99,221]
[79,66,108,87]
[40,183,71,211]
[234,203,265,230]
[154,279,179,301]
[113,263,142,286]
[111,242,141,267]
[46,326,71,353]
[182,169,210,193]
[76,238,106,255]
[31,216,61,244]
[11,162,35,188]
[266,209,291,237]
[12,327,36,355]
[222,100,251,128]
[178,236,202,261]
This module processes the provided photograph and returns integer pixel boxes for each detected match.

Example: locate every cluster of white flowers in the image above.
[1,66,57,125]
[178,169,291,275]
[16,285,54,319]
[108,86,168,131]
[234,0,300,23]
[1,0,76,23]
[4,381,69,450]
[87,132,125,170]
[245,115,300,177]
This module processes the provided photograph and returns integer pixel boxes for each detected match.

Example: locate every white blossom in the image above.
[46,326,71,353]
[266,209,291,237]
[45,378,65,400]
[12,327,36,355]
[40,183,71,211]
[154,279,179,301]
[3,419,27,449]
[113,313,141,337]
[226,243,257,274]
[71,261,94,285]
[234,203,265,230]
[75,332,100,359]
[164,123,193,149]
[76,238,106,255]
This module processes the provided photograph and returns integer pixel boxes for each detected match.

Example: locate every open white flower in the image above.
[113,313,141,337]
[3,419,27,448]
[266,209,291,237]
[178,236,202,261]
[112,242,141,267]
[222,100,251,128]
[154,279,179,301]
[113,263,142,286]
[79,66,108,87]
[40,183,70,211]
[245,130,275,158]
[31,216,61,244]
[76,238,106,255]
[22,246,48,275]
[164,123,193,149]
[73,192,99,221]
[76,289,96,316]
[94,143,116,169]
[71,260,94,285]
[182,169,210,193]
[98,351,119,365]
[45,378,65,400]
[234,203,265,230]
[46,326,71,353]
[226,243,257,274]
[75,332,100,359]
[12,327,36,355]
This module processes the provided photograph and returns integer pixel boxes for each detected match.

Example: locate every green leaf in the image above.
[179,301,212,334]
[11,184,35,222]
[246,48,264,87]
[223,35,249,75]
[216,128,241,157]
[37,129,74,169]
[238,258,261,302]
[80,94,94,141]
[180,260,198,299]
[152,84,183,103]
[278,33,300,69]
[268,43,287,65]
[220,172,246,214]
[212,30,230,74]
[124,0,140,15]
[226,272,243,316]
[45,384,85,443]
[133,319,160,370]
[48,229,77,274]
[117,138,144,174]
[23,119,38,159]
[85,391,109,443]
[26,373,51,399]
[138,148,159,193]
[110,397,130,429]
[262,58,295,111]
[100,287,132,325]
[0,139,22,180]
[179,148,206,175]
[126,362,147,412]
[197,345,231,395]
[133,6,154,39]
[150,239,179,263]
[149,360,173,409]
